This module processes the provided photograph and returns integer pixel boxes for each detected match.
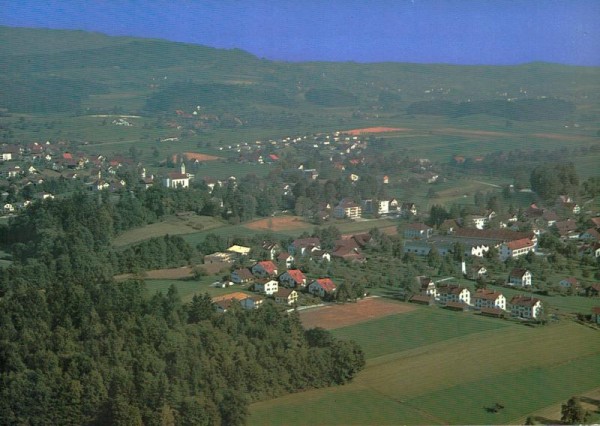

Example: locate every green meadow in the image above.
[248,309,600,425]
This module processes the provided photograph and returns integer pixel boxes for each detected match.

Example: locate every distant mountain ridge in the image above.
[0,25,598,124]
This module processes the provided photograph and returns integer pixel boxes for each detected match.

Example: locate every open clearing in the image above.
[243,216,312,232]
[113,214,225,246]
[249,311,600,425]
[299,298,415,330]
[344,127,409,135]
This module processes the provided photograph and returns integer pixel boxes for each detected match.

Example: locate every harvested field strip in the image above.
[243,216,312,232]
[299,298,415,330]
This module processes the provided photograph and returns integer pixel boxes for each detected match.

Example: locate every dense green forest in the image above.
[0,193,365,425]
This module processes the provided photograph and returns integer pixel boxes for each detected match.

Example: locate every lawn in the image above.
[248,317,600,425]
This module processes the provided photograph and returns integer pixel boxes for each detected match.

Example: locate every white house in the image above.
[417,276,438,299]
[508,268,532,287]
[499,238,535,261]
[436,284,471,306]
[333,198,362,219]
[253,279,278,295]
[509,296,543,319]
[274,288,298,305]
[472,289,506,310]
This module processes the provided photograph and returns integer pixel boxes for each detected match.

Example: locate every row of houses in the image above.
[411,277,544,319]
[403,224,537,261]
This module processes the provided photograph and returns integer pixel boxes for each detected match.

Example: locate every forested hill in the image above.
[0,192,365,425]
[1,26,598,124]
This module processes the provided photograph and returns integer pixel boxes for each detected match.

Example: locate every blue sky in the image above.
[1,0,599,65]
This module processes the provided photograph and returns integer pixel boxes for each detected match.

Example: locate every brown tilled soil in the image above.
[244,216,311,232]
[344,127,408,135]
[299,297,415,330]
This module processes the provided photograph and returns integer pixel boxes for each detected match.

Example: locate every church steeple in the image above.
[180,161,186,175]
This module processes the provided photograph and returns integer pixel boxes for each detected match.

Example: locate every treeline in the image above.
[407,97,575,121]
[0,192,365,425]
[118,235,195,274]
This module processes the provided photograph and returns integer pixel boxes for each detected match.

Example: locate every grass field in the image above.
[144,277,248,303]
[248,310,600,425]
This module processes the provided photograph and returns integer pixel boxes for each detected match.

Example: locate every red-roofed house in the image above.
[308,278,337,298]
[508,268,532,287]
[509,296,543,319]
[279,269,307,288]
[499,238,535,261]
[251,260,278,278]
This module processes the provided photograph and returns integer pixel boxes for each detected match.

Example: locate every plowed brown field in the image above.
[299,297,415,330]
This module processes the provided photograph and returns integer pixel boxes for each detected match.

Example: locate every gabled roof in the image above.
[232,268,254,280]
[284,269,306,284]
[437,284,468,295]
[312,278,336,293]
[505,238,534,250]
[292,237,321,248]
[510,295,541,307]
[275,288,295,298]
[277,251,292,260]
[509,268,530,278]
[406,223,432,231]
[255,260,277,275]
[560,277,578,285]
[473,289,503,301]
